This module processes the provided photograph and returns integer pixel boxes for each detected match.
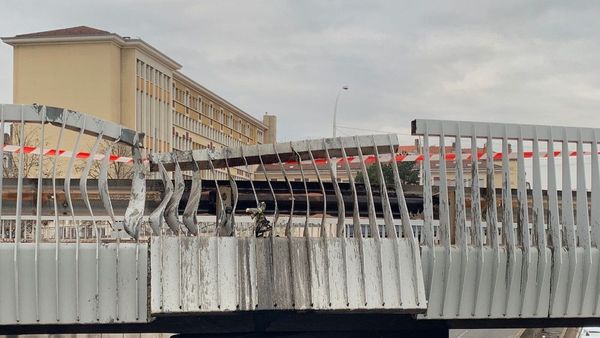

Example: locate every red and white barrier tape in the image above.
[1,145,596,165]
[291,151,597,165]
[2,145,133,163]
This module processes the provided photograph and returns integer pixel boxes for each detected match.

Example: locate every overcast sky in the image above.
[2,1,600,144]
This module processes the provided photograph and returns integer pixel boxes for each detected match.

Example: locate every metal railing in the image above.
[147,134,427,313]
[413,118,600,318]
[0,104,147,325]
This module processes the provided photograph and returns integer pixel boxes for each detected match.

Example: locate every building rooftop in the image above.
[2,25,182,70]
[15,26,111,38]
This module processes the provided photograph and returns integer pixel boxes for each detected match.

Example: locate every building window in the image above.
[258,130,264,143]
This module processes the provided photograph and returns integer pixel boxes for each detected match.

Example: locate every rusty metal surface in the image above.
[151,236,424,313]
[148,134,426,315]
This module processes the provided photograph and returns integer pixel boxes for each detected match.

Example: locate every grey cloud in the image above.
[1,0,600,142]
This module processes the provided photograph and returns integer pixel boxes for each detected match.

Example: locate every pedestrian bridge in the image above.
[1,104,599,335]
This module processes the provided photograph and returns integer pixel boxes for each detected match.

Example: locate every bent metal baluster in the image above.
[7,103,599,327]
[0,104,147,325]
[147,134,426,314]
[412,119,600,319]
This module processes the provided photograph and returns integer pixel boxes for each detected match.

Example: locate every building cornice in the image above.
[1,34,182,71]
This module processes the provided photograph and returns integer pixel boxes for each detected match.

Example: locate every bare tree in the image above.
[3,124,59,178]
[87,140,135,179]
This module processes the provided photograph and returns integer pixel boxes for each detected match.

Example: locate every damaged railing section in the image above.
[148,134,426,313]
[0,104,147,325]
[413,119,600,319]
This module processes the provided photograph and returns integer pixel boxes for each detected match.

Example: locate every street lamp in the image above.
[332,85,349,137]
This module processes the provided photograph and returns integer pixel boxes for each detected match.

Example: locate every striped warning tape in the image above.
[0,145,595,165]
[294,151,596,165]
[2,145,133,163]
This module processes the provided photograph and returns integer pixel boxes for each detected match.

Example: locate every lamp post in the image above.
[332,85,349,137]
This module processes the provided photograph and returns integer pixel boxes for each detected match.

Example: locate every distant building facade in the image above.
[2,26,274,179]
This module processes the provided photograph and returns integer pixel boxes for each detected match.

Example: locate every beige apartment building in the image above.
[2,26,275,179]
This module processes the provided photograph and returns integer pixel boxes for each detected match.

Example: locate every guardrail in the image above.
[0,104,147,325]
[147,134,427,314]
[413,119,600,319]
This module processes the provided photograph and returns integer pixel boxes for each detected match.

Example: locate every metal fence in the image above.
[147,134,427,314]
[6,103,597,325]
[413,119,600,319]
[0,104,147,325]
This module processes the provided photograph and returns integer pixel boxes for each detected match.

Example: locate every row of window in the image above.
[136,59,171,152]
[173,84,260,139]
[137,61,170,90]
[135,59,266,154]
[173,134,206,152]
[173,112,250,149]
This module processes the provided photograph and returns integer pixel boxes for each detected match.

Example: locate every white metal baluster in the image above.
[207,158,223,309]
[257,145,279,229]
[241,147,259,308]
[164,160,185,235]
[438,128,451,316]
[388,134,423,305]
[150,162,173,311]
[592,131,600,315]
[373,135,402,306]
[470,128,484,317]
[51,113,67,322]
[124,137,145,320]
[531,129,547,316]
[422,126,435,304]
[34,107,46,322]
[14,106,25,322]
[274,144,294,237]
[224,151,238,237]
[64,115,85,321]
[325,139,350,306]
[486,125,500,317]
[80,131,103,321]
[292,146,310,237]
[454,127,468,317]
[323,139,345,237]
[501,127,516,317]
[371,136,395,238]
[561,129,576,316]
[576,131,591,315]
[306,141,326,237]
[98,140,117,227]
[308,140,333,306]
[182,162,201,236]
[546,132,562,316]
[387,134,413,239]
[340,139,361,238]
[516,128,531,316]
[355,136,379,239]
[241,146,259,208]
[341,138,367,307]
[273,143,296,308]
[355,136,385,306]
[256,145,277,307]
